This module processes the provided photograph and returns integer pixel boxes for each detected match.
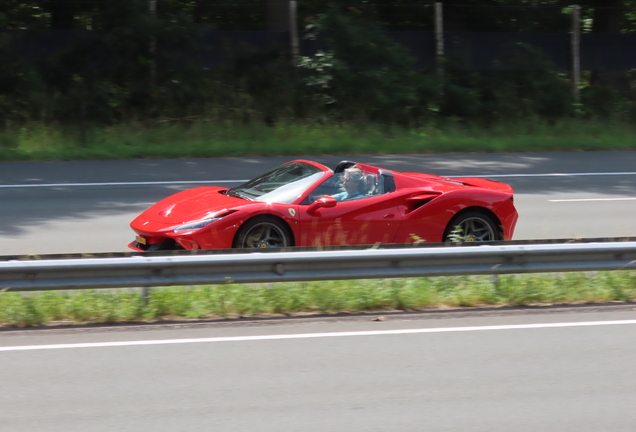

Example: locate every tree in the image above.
[574,0,633,96]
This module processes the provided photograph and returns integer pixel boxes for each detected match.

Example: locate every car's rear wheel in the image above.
[233,217,292,249]
[444,211,501,243]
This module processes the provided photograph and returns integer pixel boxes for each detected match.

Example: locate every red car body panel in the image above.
[129,160,518,251]
[297,193,404,246]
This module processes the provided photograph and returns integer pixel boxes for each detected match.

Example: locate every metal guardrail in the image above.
[3,236,636,262]
[1,242,635,292]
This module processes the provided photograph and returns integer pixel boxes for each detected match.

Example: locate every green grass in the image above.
[1,119,636,161]
[1,271,635,327]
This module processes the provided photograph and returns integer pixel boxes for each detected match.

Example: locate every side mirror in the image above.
[308,196,337,215]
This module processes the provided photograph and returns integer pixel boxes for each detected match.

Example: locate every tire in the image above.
[233,217,293,249]
[444,210,501,243]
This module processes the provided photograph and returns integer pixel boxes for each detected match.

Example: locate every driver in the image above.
[332,166,366,202]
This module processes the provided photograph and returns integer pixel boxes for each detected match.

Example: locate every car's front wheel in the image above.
[233,217,292,249]
[444,210,501,243]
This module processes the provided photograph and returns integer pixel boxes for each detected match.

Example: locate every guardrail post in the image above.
[141,286,151,306]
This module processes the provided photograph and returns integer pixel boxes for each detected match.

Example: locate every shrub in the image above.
[298,5,439,125]
[442,43,573,123]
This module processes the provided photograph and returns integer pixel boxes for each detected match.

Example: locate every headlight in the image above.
[173,210,236,233]
[173,217,221,233]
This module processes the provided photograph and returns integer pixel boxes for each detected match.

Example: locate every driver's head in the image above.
[342,166,364,192]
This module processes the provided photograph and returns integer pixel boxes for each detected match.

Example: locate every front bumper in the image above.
[128,238,185,251]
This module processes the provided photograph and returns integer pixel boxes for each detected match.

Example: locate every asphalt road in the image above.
[1,151,636,255]
[1,307,636,432]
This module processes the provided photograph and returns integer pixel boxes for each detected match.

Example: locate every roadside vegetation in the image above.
[2,2,636,161]
[1,271,635,327]
[1,3,635,328]
[2,119,636,161]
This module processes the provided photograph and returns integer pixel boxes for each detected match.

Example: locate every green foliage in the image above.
[447,225,465,245]
[442,43,573,123]
[0,0,216,126]
[2,119,636,161]
[224,43,301,124]
[0,1,634,133]
[47,0,214,123]
[298,5,439,124]
[580,81,636,120]
[0,33,47,126]
[1,272,635,327]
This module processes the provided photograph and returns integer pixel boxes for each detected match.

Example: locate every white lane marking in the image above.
[2,319,635,353]
[0,180,248,189]
[467,172,636,178]
[549,198,636,202]
[1,171,636,189]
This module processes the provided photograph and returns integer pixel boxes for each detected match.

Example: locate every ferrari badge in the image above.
[288,208,296,217]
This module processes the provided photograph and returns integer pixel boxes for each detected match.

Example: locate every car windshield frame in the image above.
[227,162,327,204]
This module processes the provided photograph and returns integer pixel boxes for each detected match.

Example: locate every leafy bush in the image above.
[0,33,48,126]
[0,0,217,126]
[297,5,439,124]
[442,43,573,123]
[580,82,635,120]
[0,2,634,132]
[46,0,214,123]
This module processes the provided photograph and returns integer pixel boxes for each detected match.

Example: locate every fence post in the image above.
[571,4,581,106]
[289,0,299,62]
[435,2,445,96]
[435,2,444,58]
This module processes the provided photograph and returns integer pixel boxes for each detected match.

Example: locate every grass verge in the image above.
[1,271,635,327]
[1,119,636,161]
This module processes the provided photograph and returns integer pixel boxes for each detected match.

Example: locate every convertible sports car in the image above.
[129,160,518,251]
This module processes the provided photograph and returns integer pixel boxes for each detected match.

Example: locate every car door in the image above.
[297,194,403,247]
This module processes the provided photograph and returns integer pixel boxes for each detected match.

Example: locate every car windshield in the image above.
[227,162,326,204]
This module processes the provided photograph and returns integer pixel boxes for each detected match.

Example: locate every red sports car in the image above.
[129,160,518,251]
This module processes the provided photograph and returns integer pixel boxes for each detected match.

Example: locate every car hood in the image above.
[139,187,246,224]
